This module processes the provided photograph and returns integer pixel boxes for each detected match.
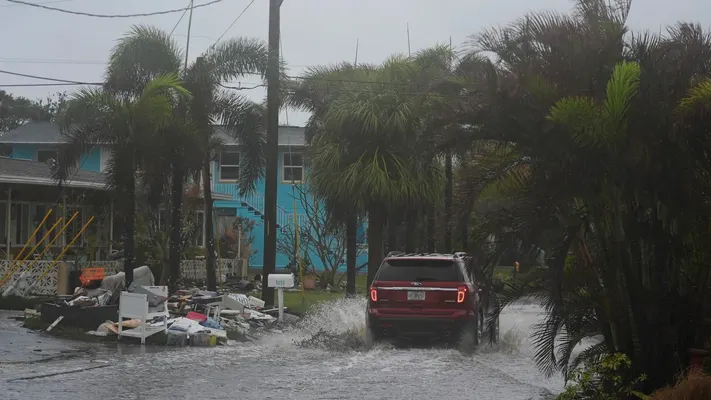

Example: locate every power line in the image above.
[169,2,191,37]
[0,82,100,87]
[0,69,95,84]
[0,68,448,94]
[212,0,257,47]
[0,0,72,8]
[4,0,225,18]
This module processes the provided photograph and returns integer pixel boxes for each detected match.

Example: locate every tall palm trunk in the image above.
[345,213,357,297]
[124,170,137,286]
[202,158,217,290]
[405,208,416,253]
[168,157,185,294]
[367,208,385,287]
[387,211,398,253]
[426,205,436,252]
[444,151,453,253]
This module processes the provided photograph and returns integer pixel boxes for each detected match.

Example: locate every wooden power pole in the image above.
[261,0,282,307]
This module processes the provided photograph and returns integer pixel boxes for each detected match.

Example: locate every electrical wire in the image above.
[0,69,454,98]
[212,0,257,47]
[169,2,191,37]
[0,69,95,84]
[0,0,72,8]
[0,82,100,87]
[4,0,225,18]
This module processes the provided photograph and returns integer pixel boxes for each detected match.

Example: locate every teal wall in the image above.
[213,147,368,272]
[9,144,102,172]
[6,142,369,273]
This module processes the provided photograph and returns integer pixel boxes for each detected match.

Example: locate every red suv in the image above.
[365,252,499,350]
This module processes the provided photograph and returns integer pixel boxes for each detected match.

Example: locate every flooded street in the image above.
[1,299,563,400]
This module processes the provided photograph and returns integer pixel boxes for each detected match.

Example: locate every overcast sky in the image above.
[1,0,709,126]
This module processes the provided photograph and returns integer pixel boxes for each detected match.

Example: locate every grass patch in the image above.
[282,290,344,315]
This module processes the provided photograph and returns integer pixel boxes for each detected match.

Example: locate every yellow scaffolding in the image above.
[34,216,94,287]
[0,209,57,287]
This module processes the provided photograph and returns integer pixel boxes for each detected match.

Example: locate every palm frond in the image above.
[105,24,182,94]
[204,37,269,83]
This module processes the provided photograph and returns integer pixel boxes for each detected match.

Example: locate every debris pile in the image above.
[16,266,289,348]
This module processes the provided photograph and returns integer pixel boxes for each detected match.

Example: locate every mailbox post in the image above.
[267,273,295,322]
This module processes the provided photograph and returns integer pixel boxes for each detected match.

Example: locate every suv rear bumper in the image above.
[367,310,472,339]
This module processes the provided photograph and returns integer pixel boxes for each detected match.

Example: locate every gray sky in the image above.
[1,0,709,126]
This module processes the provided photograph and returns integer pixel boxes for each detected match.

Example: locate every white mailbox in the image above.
[268,273,295,288]
[267,273,295,323]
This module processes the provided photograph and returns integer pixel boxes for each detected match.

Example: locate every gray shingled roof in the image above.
[0,157,106,190]
[0,122,305,146]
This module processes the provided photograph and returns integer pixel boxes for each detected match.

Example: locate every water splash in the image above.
[284,295,529,355]
[292,296,369,351]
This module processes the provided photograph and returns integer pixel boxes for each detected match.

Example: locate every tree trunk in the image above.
[426,206,436,252]
[168,160,185,294]
[345,213,357,297]
[444,151,453,253]
[202,158,217,291]
[405,208,416,253]
[367,208,385,288]
[123,171,136,287]
[387,211,398,253]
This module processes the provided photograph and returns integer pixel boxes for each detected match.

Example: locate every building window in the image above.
[219,150,240,181]
[11,203,30,246]
[282,152,304,183]
[37,149,57,163]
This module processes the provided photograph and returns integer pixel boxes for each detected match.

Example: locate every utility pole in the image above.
[261,0,281,307]
[184,0,195,69]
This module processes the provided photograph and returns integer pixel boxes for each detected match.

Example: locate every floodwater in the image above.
[0,299,564,400]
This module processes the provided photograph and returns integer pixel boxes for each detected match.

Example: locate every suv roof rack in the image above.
[385,252,470,259]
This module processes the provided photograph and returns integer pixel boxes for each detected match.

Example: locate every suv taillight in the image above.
[370,288,378,302]
[457,286,467,303]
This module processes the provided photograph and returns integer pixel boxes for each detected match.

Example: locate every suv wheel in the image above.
[364,319,380,350]
[457,313,483,354]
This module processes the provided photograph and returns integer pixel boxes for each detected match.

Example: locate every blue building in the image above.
[0,122,367,272]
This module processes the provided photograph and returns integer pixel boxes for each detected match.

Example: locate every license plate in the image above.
[407,291,425,301]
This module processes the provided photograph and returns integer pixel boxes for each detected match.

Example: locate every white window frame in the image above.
[219,149,240,182]
[282,151,304,183]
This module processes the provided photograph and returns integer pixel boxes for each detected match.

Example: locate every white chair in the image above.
[118,286,170,344]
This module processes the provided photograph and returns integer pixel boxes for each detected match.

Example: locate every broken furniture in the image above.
[204,294,247,321]
[118,286,169,344]
[40,301,118,330]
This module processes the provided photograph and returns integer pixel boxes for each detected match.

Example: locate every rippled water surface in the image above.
[1,299,563,400]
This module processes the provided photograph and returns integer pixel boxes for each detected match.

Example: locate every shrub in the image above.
[650,372,711,400]
[556,353,648,400]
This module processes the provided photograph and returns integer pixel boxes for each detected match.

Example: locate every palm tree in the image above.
[104,26,269,290]
[54,74,190,286]
[304,56,444,287]
[288,62,375,296]
[452,0,711,391]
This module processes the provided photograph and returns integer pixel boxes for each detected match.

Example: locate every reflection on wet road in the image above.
[0,299,563,400]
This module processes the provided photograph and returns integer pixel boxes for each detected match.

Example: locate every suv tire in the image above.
[457,313,483,354]
[364,324,380,350]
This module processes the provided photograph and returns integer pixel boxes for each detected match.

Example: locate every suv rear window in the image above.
[375,259,464,282]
